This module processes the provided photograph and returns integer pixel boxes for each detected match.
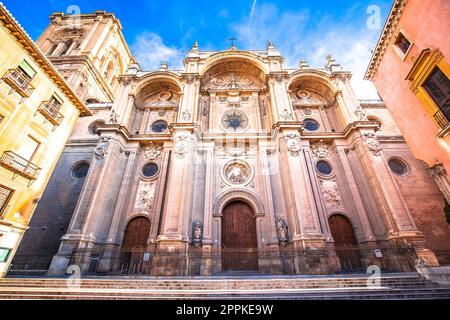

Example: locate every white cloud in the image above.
[131,32,185,70]
[231,3,380,99]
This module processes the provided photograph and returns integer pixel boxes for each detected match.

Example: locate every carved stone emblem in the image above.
[134,181,156,210]
[276,219,289,246]
[223,160,251,185]
[311,139,330,158]
[363,133,382,156]
[319,179,343,209]
[174,135,190,159]
[285,134,301,157]
[143,142,163,160]
[191,219,203,247]
[95,137,112,160]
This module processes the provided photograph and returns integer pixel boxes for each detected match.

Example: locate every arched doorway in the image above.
[221,201,258,272]
[120,216,151,274]
[329,214,363,272]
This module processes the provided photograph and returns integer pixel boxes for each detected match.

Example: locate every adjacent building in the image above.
[0,4,91,277]
[365,0,450,203]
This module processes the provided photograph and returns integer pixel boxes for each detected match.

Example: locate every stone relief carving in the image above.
[276,218,289,246]
[292,89,325,108]
[355,105,368,121]
[95,137,112,160]
[174,135,190,159]
[134,181,156,210]
[143,142,163,160]
[224,161,251,185]
[363,133,382,156]
[182,110,191,121]
[279,109,294,120]
[285,134,301,157]
[108,109,119,124]
[191,219,203,247]
[319,179,343,209]
[427,160,450,203]
[311,139,330,158]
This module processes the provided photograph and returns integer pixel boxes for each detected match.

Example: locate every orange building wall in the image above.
[372,0,450,172]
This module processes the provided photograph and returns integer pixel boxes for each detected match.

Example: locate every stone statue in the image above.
[108,109,119,124]
[95,136,112,160]
[276,219,289,246]
[191,219,203,247]
[354,105,368,121]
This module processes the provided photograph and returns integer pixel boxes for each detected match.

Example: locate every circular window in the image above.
[88,120,105,135]
[388,159,408,176]
[72,162,90,179]
[142,163,159,178]
[304,119,320,131]
[221,110,248,132]
[151,120,168,133]
[316,160,333,176]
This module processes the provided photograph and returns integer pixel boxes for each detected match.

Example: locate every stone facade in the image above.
[11,10,450,276]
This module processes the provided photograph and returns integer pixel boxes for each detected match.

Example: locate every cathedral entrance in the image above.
[119,217,151,274]
[329,214,363,272]
[221,201,258,272]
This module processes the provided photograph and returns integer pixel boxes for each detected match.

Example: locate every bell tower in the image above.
[36,10,133,103]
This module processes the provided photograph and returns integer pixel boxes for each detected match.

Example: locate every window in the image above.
[304,119,320,131]
[423,67,450,128]
[48,44,58,55]
[18,60,36,80]
[0,185,13,217]
[142,163,159,178]
[394,32,412,55]
[72,162,90,179]
[151,120,168,133]
[16,135,40,162]
[0,248,11,263]
[316,161,333,176]
[88,120,104,135]
[388,158,408,176]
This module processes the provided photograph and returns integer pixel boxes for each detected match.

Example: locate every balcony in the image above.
[0,151,41,183]
[0,69,34,103]
[36,101,64,127]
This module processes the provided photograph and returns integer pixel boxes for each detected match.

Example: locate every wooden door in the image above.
[222,201,258,272]
[329,214,362,272]
[120,217,151,273]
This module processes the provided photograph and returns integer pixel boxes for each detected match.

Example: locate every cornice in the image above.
[364,0,408,80]
[0,3,91,116]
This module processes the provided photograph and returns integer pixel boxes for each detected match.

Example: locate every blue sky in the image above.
[1,0,393,98]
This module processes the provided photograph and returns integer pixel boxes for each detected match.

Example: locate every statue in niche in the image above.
[276,219,289,246]
[191,219,203,247]
[108,109,119,124]
[355,105,368,121]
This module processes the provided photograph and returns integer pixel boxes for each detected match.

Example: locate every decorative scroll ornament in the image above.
[279,109,294,120]
[354,105,368,121]
[285,134,301,157]
[144,142,163,160]
[95,137,112,160]
[174,135,190,159]
[191,219,203,247]
[311,139,330,158]
[134,181,156,210]
[363,133,382,156]
[276,219,289,246]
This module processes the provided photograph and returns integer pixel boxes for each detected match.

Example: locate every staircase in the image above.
[1,273,450,300]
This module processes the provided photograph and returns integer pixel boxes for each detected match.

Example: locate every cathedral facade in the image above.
[11,11,450,277]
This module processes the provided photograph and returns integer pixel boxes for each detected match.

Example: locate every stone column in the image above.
[336,147,375,241]
[268,73,293,123]
[153,129,196,276]
[177,74,199,123]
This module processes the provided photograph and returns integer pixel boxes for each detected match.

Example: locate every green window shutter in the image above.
[18,60,36,78]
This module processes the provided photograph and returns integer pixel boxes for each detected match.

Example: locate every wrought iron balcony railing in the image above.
[36,101,64,126]
[434,106,450,129]
[0,69,34,101]
[0,151,41,181]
